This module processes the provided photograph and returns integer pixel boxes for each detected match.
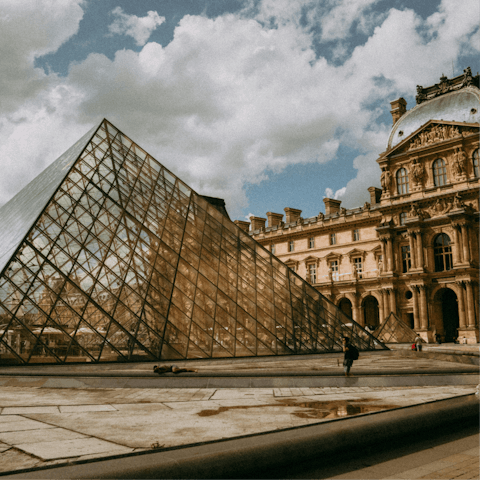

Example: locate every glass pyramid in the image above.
[0,120,386,364]
[373,312,417,344]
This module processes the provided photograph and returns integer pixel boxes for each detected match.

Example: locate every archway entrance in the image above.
[338,298,353,319]
[363,296,379,329]
[440,289,459,342]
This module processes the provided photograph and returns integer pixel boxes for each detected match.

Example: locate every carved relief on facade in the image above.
[450,147,467,179]
[410,157,426,188]
[427,197,452,217]
[406,202,424,219]
[415,68,478,104]
[408,124,460,150]
[380,167,392,193]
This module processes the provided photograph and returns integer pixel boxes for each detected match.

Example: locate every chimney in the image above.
[250,216,266,231]
[266,212,283,228]
[234,220,250,233]
[368,186,382,204]
[390,97,407,125]
[284,207,302,224]
[323,198,341,216]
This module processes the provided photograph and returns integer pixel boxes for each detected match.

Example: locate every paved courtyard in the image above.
[0,348,478,477]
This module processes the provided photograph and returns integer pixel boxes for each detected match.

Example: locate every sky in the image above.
[0,0,479,223]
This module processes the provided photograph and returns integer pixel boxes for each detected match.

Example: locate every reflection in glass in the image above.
[0,120,386,365]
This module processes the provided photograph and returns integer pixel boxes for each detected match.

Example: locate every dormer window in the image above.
[396,168,409,194]
[433,158,447,186]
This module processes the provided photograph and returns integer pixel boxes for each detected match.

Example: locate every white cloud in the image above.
[324,187,346,200]
[108,7,165,46]
[320,0,383,41]
[0,0,479,218]
[0,0,84,113]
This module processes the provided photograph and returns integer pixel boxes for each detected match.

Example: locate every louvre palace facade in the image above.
[0,120,384,365]
[248,69,479,344]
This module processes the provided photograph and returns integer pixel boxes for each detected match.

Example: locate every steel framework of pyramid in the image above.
[0,120,386,364]
[373,312,417,344]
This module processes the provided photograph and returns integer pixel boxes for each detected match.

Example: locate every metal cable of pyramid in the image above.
[0,119,387,364]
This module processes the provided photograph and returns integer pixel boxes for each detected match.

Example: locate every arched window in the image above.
[433,158,447,186]
[434,233,452,272]
[473,149,479,178]
[396,168,409,194]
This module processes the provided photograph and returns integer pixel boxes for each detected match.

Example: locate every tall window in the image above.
[270,244,275,255]
[433,158,447,186]
[401,245,411,273]
[353,229,360,241]
[434,233,452,272]
[308,264,316,284]
[330,260,339,281]
[396,168,410,194]
[353,257,363,278]
[288,240,294,252]
[399,212,407,226]
[473,149,479,178]
[330,233,336,245]
[309,237,315,248]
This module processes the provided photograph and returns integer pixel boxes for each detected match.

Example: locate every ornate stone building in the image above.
[243,68,480,344]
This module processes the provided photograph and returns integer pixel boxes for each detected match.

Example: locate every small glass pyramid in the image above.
[373,312,417,344]
[0,120,386,364]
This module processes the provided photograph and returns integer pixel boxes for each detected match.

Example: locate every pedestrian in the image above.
[415,334,423,352]
[153,365,198,374]
[342,336,358,376]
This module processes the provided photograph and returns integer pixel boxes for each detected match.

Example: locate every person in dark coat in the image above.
[342,336,355,376]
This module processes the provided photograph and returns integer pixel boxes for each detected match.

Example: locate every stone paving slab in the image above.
[0,419,55,433]
[0,442,10,453]
[0,427,86,445]
[15,437,134,460]
[1,406,59,415]
[58,405,117,413]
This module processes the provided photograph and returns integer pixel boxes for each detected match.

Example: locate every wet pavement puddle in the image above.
[198,398,399,419]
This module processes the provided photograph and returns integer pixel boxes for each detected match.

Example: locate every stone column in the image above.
[460,223,470,264]
[389,288,397,315]
[456,281,467,328]
[386,236,394,273]
[352,294,360,325]
[408,231,416,269]
[382,289,389,321]
[418,285,428,329]
[452,223,463,264]
[414,230,424,271]
[465,280,477,327]
[412,287,420,330]
[380,239,386,273]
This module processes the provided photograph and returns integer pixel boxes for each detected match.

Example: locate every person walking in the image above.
[415,334,423,352]
[342,336,357,376]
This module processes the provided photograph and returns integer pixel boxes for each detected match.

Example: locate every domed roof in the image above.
[388,86,480,150]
